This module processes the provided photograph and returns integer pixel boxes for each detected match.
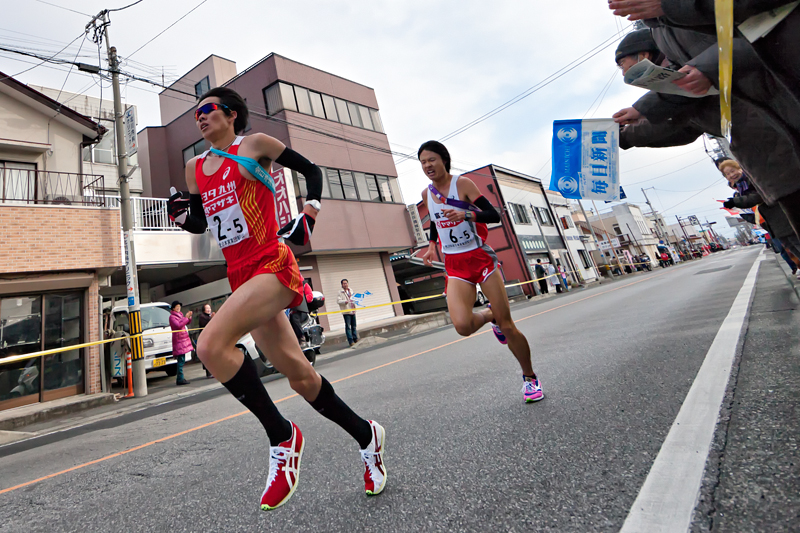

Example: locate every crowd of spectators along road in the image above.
[607,0,800,271]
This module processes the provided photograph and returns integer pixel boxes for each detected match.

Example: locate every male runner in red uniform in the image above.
[167,88,386,510]
[418,141,543,402]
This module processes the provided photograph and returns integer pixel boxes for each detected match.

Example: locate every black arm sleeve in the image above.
[275,147,322,202]
[473,196,501,224]
[732,191,764,209]
[181,194,208,234]
[429,223,438,243]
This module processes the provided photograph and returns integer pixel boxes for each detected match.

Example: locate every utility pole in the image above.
[577,200,605,281]
[591,200,626,275]
[641,187,665,241]
[90,11,147,396]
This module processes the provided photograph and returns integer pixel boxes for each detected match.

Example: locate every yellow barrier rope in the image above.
[0,259,668,365]
[715,0,734,138]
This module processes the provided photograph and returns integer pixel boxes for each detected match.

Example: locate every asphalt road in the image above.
[0,247,766,532]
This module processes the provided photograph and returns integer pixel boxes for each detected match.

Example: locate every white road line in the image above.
[620,251,764,533]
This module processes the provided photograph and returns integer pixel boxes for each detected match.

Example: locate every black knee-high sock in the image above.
[222,356,292,446]
[308,376,373,449]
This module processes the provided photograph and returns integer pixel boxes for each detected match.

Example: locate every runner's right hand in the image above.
[167,187,190,225]
[421,244,435,267]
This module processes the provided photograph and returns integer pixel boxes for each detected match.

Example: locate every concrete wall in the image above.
[0,205,122,273]
[0,91,83,174]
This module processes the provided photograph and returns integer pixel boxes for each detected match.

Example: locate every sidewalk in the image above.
[692,253,800,531]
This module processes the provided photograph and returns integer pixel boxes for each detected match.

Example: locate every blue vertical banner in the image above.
[550,118,620,201]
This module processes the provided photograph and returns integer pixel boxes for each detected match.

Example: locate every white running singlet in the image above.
[427,175,483,255]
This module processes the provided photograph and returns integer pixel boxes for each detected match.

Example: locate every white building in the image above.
[29,86,144,197]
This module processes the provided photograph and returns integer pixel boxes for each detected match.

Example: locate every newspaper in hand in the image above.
[738,1,798,42]
[623,59,719,99]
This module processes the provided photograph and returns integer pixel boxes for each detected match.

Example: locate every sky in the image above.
[2,0,738,237]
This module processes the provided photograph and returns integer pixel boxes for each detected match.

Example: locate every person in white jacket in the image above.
[337,279,359,346]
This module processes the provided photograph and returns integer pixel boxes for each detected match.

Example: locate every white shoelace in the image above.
[360,449,382,479]
[522,380,539,394]
[265,446,292,490]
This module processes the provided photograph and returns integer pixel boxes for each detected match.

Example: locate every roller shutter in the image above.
[316,253,395,331]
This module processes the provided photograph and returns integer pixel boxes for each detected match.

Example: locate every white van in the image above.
[110,302,186,375]
[107,302,267,378]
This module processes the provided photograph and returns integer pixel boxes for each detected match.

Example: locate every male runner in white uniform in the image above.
[418,140,543,402]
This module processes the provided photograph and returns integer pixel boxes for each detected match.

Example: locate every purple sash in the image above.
[428,183,480,212]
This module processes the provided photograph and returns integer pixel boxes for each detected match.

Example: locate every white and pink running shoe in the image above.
[261,421,304,511]
[360,420,387,496]
[522,377,544,403]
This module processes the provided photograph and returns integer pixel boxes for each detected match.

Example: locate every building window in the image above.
[0,292,85,410]
[83,124,116,165]
[560,215,574,230]
[613,224,622,236]
[578,249,592,269]
[536,207,553,226]
[262,81,386,133]
[335,98,351,125]
[182,139,206,165]
[308,91,325,118]
[321,94,338,121]
[508,203,531,225]
[292,168,398,203]
[195,76,210,98]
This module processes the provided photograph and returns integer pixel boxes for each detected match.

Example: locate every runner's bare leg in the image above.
[474,270,534,376]
[445,278,484,337]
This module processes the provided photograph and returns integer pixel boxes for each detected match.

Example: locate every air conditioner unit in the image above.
[44,194,73,205]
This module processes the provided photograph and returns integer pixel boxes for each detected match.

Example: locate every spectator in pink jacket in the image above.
[169,301,193,386]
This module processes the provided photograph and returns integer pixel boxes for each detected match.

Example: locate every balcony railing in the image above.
[104,196,181,231]
[0,169,106,207]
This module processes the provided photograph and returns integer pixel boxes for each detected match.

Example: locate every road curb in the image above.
[0,393,116,431]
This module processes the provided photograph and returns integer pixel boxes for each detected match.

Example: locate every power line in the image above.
[660,179,721,214]
[126,0,210,59]
[0,32,86,82]
[34,0,91,16]
[108,0,145,12]
[625,157,710,186]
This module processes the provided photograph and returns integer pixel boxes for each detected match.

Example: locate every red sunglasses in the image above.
[195,102,230,121]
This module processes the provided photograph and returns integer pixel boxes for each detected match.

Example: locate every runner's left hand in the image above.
[278,213,316,246]
[442,208,466,222]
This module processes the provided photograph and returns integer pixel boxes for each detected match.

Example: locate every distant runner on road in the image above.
[167,87,386,511]
[418,140,543,403]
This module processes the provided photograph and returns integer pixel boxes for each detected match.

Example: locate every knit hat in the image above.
[615,29,659,63]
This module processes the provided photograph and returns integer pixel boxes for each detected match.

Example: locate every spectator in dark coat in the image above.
[534,259,548,295]
[169,301,193,386]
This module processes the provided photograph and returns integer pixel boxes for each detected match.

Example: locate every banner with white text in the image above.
[550,118,620,201]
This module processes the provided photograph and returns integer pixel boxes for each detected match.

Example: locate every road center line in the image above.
[621,251,764,533]
[0,267,683,495]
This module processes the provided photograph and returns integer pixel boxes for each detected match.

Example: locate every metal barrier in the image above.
[104,196,181,231]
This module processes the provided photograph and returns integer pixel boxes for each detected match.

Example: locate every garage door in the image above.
[316,253,395,331]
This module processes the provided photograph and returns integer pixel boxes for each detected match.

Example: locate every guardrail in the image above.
[104,196,181,231]
[0,169,105,206]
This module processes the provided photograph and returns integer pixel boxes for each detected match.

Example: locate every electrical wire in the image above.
[34,0,91,17]
[125,0,210,59]
[624,157,709,186]
[0,32,86,82]
[660,179,721,214]
[54,35,88,104]
[108,0,145,12]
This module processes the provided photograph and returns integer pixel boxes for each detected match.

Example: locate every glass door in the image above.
[43,293,84,401]
[0,296,43,410]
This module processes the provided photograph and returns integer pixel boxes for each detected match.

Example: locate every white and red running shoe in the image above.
[261,421,304,511]
[360,420,387,496]
[522,377,544,403]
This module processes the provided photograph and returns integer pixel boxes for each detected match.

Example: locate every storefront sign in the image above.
[272,168,297,228]
[123,106,137,156]
[123,230,135,307]
[407,204,429,246]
